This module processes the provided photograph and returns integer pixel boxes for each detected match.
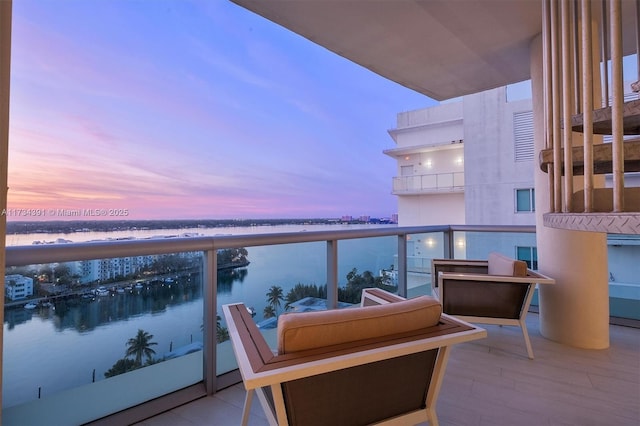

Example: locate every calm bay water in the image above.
[3,224,397,408]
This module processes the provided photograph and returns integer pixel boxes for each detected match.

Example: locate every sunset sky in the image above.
[7,0,436,221]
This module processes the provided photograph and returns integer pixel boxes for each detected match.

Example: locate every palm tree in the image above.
[126,329,157,366]
[263,305,276,319]
[266,285,284,315]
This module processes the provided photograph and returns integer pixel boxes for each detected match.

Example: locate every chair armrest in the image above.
[361,287,406,306]
[438,269,555,285]
[223,303,276,379]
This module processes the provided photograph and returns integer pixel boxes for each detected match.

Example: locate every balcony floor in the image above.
[135,313,640,426]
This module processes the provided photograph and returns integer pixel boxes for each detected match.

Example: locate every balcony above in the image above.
[392,172,464,195]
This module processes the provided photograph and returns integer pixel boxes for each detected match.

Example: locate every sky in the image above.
[7,0,437,221]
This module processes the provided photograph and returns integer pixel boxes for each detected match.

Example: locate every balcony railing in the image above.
[2,225,638,425]
[392,172,464,194]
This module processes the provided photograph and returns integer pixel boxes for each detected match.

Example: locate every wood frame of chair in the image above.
[431,253,555,359]
[222,288,486,426]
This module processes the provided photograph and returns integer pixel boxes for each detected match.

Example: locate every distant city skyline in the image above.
[7,0,436,221]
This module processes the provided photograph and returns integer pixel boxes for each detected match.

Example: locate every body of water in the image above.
[3,224,397,408]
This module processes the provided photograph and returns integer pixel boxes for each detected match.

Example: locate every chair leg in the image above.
[241,389,254,426]
[427,407,439,426]
[520,319,534,359]
[255,388,280,426]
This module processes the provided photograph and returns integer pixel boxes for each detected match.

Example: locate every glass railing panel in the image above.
[216,236,401,375]
[453,171,465,187]
[216,241,327,375]
[461,231,537,261]
[3,251,204,424]
[607,234,640,320]
[422,174,438,189]
[437,173,454,188]
[404,232,447,298]
[454,230,540,305]
[337,236,398,303]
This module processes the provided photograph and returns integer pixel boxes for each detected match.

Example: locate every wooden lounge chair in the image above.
[431,252,555,359]
[222,288,486,426]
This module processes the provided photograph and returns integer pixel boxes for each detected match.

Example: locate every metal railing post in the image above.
[397,234,407,298]
[203,246,217,395]
[326,240,338,309]
[444,228,454,259]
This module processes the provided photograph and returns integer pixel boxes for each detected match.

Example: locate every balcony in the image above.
[2,225,639,425]
[391,172,464,195]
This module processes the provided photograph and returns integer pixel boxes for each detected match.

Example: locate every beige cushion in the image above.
[487,252,528,277]
[277,296,442,354]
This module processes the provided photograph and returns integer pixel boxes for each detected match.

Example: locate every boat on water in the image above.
[24,302,37,310]
[95,287,110,296]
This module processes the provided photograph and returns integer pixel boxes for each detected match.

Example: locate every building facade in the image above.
[4,274,33,301]
[387,86,639,318]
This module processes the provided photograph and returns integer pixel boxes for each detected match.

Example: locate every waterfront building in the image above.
[4,275,33,301]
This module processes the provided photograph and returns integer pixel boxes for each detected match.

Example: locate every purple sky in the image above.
[7,0,436,221]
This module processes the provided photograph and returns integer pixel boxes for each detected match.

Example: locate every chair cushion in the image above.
[487,252,528,277]
[277,296,442,354]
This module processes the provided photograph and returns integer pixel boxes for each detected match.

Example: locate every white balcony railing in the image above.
[392,172,464,194]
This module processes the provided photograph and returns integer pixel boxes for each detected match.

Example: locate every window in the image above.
[517,246,538,270]
[516,188,535,212]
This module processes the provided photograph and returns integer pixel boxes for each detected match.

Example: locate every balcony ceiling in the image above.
[232,0,640,101]
[231,0,542,101]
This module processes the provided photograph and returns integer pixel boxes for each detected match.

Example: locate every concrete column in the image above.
[530,34,609,349]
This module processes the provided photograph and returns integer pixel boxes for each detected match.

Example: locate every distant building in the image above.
[71,255,158,284]
[5,274,34,301]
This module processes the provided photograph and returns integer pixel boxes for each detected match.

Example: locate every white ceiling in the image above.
[231,0,543,101]
[232,0,640,101]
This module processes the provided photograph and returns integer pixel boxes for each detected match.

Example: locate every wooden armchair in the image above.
[222,288,486,426]
[431,252,555,359]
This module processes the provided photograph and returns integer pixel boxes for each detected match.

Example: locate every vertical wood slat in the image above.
[610,0,625,212]
[543,0,555,210]
[561,0,574,212]
[551,0,563,212]
[573,0,581,113]
[601,0,609,108]
[581,0,594,212]
[637,0,640,82]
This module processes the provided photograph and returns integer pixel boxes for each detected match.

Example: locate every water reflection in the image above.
[217,268,248,293]
[3,270,245,334]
